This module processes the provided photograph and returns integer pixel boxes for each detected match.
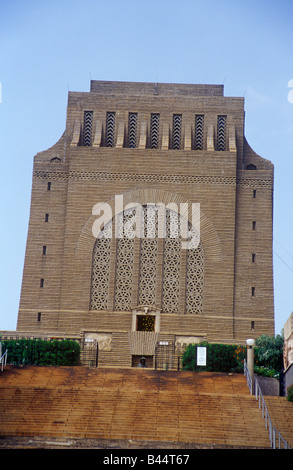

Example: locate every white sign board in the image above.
[197,347,207,366]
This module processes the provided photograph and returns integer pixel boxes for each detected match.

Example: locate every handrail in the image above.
[243,359,253,394]
[255,377,290,449]
[0,350,8,372]
[244,359,291,449]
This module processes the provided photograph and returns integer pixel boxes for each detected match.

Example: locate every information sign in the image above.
[197,346,207,366]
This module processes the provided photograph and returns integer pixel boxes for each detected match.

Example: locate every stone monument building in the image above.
[16,80,275,367]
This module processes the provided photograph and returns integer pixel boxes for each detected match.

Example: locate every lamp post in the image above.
[246,338,255,393]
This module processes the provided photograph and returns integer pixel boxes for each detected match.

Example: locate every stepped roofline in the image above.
[90,80,224,97]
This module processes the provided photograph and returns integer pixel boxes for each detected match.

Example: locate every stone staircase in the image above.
[265,396,293,448]
[0,366,279,448]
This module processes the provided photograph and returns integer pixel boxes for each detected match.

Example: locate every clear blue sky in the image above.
[0,0,293,335]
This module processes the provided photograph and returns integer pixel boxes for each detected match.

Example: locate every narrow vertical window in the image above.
[139,206,158,307]
[42,245,47,255]
[194,114,204,150]
[105,112,115,147]
[185,238,204,314]
[128,113,137,148]
[251,321,255,330]
[40,279,44,288]
[251,286,255,296]
[114,210,135,310]
[252,253,256,263]
[83,111,93,146]
[252,221,256,230]
[47,182,51,191]
[90,223,112,311]
[37,312,42,322]
[45,214,49,222]
[172,114,182,150]
[217,115,227,151]
[162,209,181,313]
[150,113,160,149]
[253,189,257,198]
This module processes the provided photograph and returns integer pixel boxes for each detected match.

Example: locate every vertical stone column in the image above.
[246,338,255,393]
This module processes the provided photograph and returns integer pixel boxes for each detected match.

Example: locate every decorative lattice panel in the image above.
[217,115,227,151]
[172,114,182,150]
[105,112,115,147]
[162,210,181,313]
[83,111,93,146]
[138,206,158,306]
[114,208,135,311]
[128,113,138,148]
[194,114,204,150]
[90,222,112,310]
[91,205,204,315]
[185,229,204,314]
[149,113,160,149]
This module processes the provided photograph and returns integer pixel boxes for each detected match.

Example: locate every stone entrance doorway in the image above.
[132,355,153,368]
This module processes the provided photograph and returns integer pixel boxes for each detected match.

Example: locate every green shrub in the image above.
[181,343,198,371]
[287,385,293,402]
[182,342,245,373]
[182,335,284,376]
[254,365,279,378]
[255,334,284,372]
[2,338,80,366]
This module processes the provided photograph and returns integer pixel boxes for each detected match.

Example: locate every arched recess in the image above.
[75,189,223,263]
[75,189,223,314]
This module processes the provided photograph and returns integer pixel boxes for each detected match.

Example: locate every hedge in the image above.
[182,342,246,373]
[181,341,284,378]
[1,338,80,366]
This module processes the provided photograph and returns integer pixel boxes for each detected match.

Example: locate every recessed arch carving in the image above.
[75,188,222,263]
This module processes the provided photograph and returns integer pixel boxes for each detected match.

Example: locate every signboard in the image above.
[197,346,207,366]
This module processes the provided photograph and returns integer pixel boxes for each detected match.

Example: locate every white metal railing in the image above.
[0,350,8,372]
[243,359,253,394]
[244,359,291,449]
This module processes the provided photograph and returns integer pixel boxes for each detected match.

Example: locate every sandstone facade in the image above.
[16,81,275,367]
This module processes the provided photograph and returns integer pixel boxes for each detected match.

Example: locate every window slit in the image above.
[194,115,204,150]
[150,113,160,149]
[217,115,227,151]
[82,111,93,146]
[172,114,182,150]
[105,112,115,147]
[128,113,138,148]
